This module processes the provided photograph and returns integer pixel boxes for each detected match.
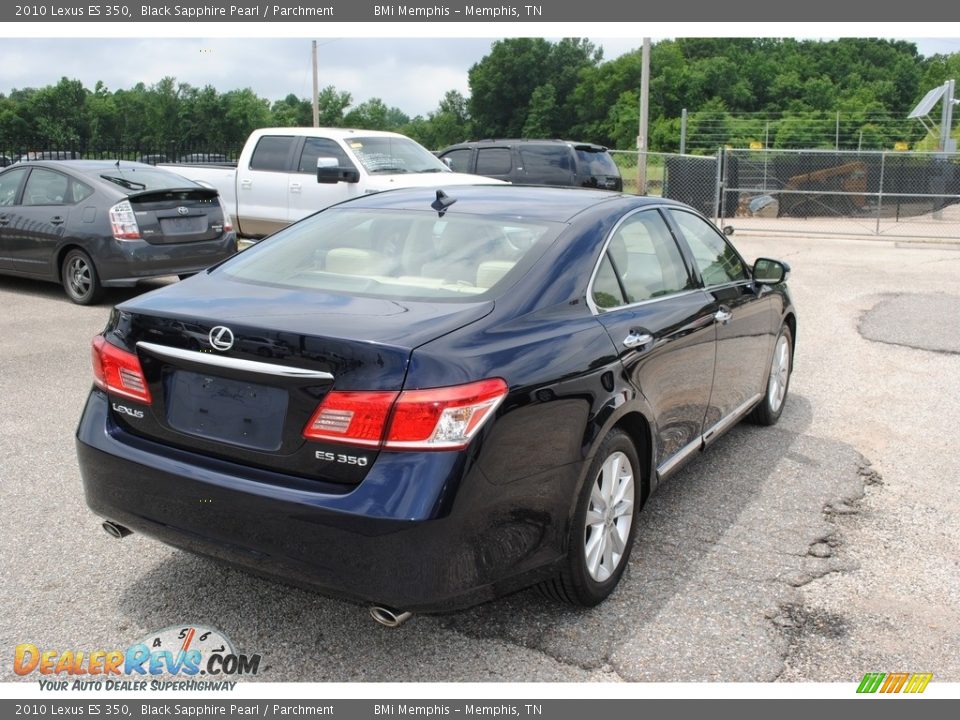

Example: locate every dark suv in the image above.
[438,139,623,191]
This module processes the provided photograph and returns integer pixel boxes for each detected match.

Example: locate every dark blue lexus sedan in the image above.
[76,185,795,623]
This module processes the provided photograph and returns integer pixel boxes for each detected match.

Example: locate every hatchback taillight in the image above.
[303,378,507,451]
[217,195,234,233]
[91,336,152,404]
[108,200,141,240]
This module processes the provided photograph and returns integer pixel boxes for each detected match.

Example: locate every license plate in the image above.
[165,371,288,451]
[160,216,207,234]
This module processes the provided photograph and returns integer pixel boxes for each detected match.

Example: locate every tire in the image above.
[61,249,104,305]
[539,429,641,606]
[749,324,793,426]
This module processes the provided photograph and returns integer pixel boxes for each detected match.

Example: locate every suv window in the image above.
[576,148,619,177]
[249,135,296,172]
[297,137,354,174]
[441,148,472,173]
[519,145,574,184]
[476,148,512,175]
[668,209,747,286]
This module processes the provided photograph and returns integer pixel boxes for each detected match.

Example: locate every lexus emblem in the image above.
[208,326,234,351]
[177,206,190,216]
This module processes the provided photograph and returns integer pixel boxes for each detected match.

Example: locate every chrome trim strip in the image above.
[136,342,334,380]
[702,393,763,442]
[657,437,703,478]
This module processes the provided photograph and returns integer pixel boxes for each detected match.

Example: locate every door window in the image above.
[668,209,747,286]
[440,148,472,173]
[592,210,694,309]
[22,168,70,206]
[519,145,574,184]
[249,135,296,172]
[0,168,29,206]
[297,137,354,173]
[475,148,512,175]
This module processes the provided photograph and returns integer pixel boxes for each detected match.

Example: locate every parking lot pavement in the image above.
[0,235,958,683]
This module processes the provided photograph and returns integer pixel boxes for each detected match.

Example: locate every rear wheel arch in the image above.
[56,243,91,282]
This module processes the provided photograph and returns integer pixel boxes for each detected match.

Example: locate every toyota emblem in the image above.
[177,206,190,216]
[208,326,234,351]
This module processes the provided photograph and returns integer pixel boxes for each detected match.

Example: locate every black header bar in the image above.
[0,1,944,23]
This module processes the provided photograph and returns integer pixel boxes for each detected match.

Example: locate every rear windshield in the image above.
[221,208,561,301]
[95,168,199,193]
[345,136,450,175]
[576,149,620,177]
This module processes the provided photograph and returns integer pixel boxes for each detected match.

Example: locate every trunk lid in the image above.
[104,277,493,483]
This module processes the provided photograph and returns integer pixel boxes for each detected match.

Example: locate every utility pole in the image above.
[637,37,650,196]
[312,40,319,128]
[679,108,687,155]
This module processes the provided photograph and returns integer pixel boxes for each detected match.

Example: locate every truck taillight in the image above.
[91,335,152,404]
[108,200,141,240]
[303,378,507,451]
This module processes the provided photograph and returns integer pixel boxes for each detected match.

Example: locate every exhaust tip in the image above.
[102,521,132,539]
[369,606,413,628]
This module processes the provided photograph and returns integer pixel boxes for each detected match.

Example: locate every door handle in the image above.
[714,308,732,325]
[289,182,302,193]
[49,216,65,225]
[623,331,654,349]
[240,179,253,189]
[0,215,9,225]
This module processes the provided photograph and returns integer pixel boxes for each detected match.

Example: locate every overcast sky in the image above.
[1,37,958,118]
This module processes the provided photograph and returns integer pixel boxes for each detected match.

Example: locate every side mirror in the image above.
[753,258,790,285]
[722,225,735,236]
[442,157,453,169]
[316,157,360,184]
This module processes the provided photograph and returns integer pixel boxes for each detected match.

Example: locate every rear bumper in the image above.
[75,390,574,611]
[96,234,237,286]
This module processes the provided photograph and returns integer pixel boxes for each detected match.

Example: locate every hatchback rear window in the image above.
[96,168,199,193]
[221,208,561,301]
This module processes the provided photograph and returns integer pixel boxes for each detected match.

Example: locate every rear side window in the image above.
[441,148,473,173]
[298,137,354,174]
[249,135,296,172]
[519,145,575,184]
[668,209,747,286]
[476,148,512,175]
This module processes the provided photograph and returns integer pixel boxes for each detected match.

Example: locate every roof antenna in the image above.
[115,159,120,169]
[431,189,457,216]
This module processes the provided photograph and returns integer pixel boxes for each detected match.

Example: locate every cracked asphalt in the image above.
[1,232,958,683]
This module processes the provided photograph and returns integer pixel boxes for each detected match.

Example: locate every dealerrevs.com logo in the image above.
[14,625,261,691]
[856,672,933,694]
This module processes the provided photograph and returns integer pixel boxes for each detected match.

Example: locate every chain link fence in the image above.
[719,149,960,239]
[612,148,960,239]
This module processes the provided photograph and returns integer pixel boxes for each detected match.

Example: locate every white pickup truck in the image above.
[163,127,502,238]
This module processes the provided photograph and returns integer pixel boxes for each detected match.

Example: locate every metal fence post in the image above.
[713,147,724,222]
[876,151,886,235]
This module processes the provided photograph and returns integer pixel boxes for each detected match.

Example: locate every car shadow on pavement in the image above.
[112,392,868,681]
[0,275,175,305]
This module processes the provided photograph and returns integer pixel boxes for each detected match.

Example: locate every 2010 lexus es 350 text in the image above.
[75,185,795,621]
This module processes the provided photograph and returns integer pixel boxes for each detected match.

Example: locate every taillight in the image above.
[108,200,141,240]
[217,195,234,233]
[303,391,399,447]
[303,378,507,451]
[91,336,152,404]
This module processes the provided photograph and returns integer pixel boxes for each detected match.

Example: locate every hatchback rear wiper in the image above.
[101,175,147,191]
